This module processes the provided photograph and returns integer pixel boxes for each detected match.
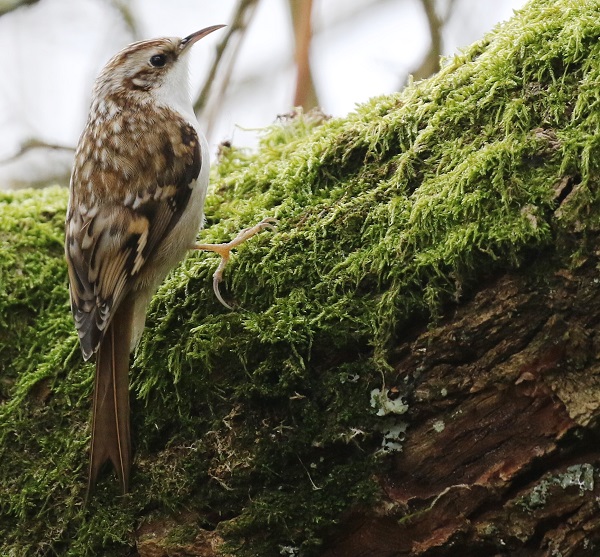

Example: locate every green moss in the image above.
[2,0,600,554]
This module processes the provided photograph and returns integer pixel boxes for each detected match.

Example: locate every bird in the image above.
[65,26,275,495]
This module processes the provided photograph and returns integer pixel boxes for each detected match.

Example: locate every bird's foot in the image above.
[194,217,277,309]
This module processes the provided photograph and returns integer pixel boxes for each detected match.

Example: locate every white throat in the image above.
[151,54,197,125]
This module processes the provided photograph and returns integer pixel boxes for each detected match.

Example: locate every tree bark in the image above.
[322,243,600,556]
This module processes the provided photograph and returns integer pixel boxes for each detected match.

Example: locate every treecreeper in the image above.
[65,26,275,495]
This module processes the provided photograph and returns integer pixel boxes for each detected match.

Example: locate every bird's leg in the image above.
[193,217,277,309]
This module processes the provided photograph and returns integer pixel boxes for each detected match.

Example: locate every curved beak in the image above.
[180,24,226,52]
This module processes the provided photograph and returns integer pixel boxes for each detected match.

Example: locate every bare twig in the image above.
[0,139,74,165]
[289,0,318,110]
[410,0,443,81]
[109,0,140,41]
[408,0,458,83]
[193,0,260,139]
[0,0,39,16]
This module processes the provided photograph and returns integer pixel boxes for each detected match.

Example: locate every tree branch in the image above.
[289,0,318,110]
[410,0,443,81]
[193,0,260,139]
[0,0,39,17]
[0,139,74,165]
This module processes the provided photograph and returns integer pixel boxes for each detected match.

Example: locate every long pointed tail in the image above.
[88,296,134,495]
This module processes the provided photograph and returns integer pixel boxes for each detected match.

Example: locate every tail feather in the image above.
[87,296,134,495]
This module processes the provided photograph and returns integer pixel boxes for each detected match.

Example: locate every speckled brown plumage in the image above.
[66,103,201,359]
[65,26,224,495]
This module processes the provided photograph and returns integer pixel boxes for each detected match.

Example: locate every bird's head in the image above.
[92,25,225,109]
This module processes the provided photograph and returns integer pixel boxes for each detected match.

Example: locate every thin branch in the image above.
[109,0,140,41]
[410,0,443,81]
[193,0,260,139]
[0,139,74,165]
[289,0,318,110]
[440,0,458,24]
[0,0,39,16]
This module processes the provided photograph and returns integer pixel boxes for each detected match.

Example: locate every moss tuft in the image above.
[2,0,600,554]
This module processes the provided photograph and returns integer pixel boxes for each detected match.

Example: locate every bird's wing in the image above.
[65,118,201,360]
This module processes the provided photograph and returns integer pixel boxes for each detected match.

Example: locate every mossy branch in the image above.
[2,0,600,555]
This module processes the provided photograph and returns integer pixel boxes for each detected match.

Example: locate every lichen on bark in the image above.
[2,0,600,555]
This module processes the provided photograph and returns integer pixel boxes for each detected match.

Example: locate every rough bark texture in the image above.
[2,0,600,556]
[323,246,600,556]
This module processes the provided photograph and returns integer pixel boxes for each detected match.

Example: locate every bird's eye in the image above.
[150,54,167,67]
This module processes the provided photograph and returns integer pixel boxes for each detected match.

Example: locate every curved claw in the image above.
[256,217,278,232]
[212,256,233,310]
[194,216,278,309]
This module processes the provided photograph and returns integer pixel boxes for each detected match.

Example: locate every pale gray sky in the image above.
[0,0,527,188]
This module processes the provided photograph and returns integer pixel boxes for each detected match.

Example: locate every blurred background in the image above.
[0,0,527,190]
